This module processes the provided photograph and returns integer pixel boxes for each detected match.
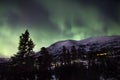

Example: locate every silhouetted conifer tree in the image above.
[66,49,71,65]
[60,46,67,65]
[40,47,52,69]
[11,30,35,66]
[78,46,86,59]
[37,47,52,80]
[71,46,77,63]
[10,30,35,80]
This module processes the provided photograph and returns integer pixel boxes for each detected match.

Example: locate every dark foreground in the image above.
[0,55,120,80]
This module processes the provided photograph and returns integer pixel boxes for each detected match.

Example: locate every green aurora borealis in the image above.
[0,0,120,57]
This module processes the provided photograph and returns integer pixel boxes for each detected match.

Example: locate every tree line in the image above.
[0,30,120,80]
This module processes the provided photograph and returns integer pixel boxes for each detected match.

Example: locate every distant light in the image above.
[97,53,107,56]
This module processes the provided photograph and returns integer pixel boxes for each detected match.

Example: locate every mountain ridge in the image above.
[42,35,120,56]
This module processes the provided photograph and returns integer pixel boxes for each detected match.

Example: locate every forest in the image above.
[0,30,120,80]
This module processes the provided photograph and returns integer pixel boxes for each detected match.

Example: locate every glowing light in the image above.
[97,53,107,56]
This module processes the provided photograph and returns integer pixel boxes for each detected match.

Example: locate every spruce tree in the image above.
[60,46,67,65]
[66,49,71,65]
[37,47,52,80]
[11,30,35,66]
[40,47,52,69]
[71,46,77,63]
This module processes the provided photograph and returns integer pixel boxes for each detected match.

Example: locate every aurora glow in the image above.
[0,0,120,57]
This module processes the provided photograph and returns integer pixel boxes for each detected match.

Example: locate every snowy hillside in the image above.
[35,36,120,57]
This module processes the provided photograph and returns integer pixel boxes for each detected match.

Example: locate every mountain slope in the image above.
[35,36,120,57]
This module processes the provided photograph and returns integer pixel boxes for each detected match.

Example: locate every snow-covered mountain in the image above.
[36,36,120,57]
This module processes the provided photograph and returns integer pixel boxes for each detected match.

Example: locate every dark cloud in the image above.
[79,0,120,22]
[1,0,120,27]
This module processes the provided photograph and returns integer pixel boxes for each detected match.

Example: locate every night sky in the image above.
[0,0,120,57]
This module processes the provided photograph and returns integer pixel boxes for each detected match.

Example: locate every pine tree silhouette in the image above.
[37,47,52,80]
[66,49,71,65]
[60,46,67,65]
[9,30,35,80]
[40,47,52,69]
[71,46,77,63]
[11,30,35,66]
